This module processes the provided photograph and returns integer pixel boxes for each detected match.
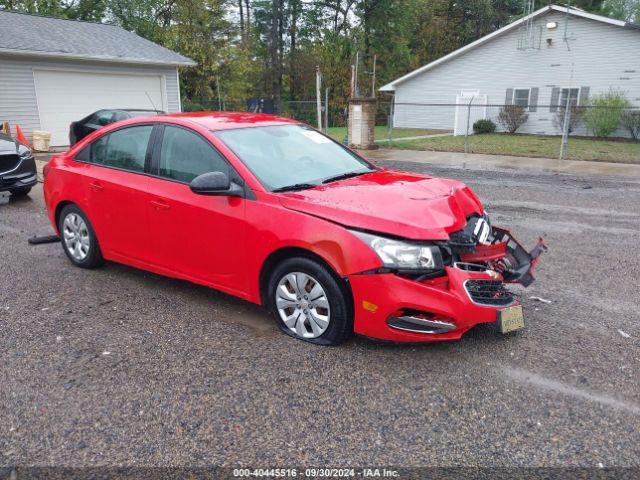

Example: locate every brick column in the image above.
[348,97,378,150]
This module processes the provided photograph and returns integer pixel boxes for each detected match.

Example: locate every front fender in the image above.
[244,197,383,303]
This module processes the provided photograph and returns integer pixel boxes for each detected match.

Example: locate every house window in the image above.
[560,88,580,106]
[513,89,530,107]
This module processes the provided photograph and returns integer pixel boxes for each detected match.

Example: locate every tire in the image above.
[58,204,104,269]
[9,187,31,197]
[267,256,353,346]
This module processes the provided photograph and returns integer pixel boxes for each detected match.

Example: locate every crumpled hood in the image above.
[277,169,485,240]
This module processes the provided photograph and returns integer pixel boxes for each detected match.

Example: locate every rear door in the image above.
[75,124,155,263]
[144,124,248,296]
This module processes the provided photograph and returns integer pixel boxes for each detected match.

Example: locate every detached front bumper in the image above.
[349,228,546,343]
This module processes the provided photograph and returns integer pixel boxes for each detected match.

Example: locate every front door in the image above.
[144,125,248,297]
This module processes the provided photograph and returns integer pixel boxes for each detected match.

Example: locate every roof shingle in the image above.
[0,10,195,66]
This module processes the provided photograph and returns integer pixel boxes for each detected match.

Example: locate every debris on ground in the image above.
[617,329,631,339]
[530,296,552,304]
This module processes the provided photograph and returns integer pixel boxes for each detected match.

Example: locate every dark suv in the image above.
[0,132,37,196]
[69,109,165,146]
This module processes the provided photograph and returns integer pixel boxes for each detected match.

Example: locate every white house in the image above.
[0,10,196,146]
[380,5,640,137]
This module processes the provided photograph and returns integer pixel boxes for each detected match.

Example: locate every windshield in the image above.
[214,124,376,191]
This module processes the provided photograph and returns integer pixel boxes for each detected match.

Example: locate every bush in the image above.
[497,105,528,133]
[583,89,630,137]
[621,109,640,140]
[473,119,496,134]
[553,106,582,134]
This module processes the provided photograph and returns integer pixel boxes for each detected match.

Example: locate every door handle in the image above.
[89,182,104,192]
[150,199,170,211]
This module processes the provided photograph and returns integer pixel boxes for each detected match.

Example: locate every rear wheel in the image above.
[58,204,104,269]
[267,257,353,345]
[9,187,31,197]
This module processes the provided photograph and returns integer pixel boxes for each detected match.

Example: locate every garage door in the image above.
[34,70,166,146]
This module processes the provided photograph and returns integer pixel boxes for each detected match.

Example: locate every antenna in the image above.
[518,0,538,50]
[563,0,572,51]
[145,91,158,111]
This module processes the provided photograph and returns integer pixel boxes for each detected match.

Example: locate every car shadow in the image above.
[84,261,515,350]
[103,262,277,338]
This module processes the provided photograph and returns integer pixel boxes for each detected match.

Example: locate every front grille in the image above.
[0,154,20,173]
[464,279,514,306]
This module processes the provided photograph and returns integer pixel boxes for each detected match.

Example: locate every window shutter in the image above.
[550,87,560,112]
[529,88,539,112]
[579,86,590,106]
[505,88,513,105]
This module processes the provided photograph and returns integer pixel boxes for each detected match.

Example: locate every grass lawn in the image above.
[389,133,640,164]
[326,126,450,142]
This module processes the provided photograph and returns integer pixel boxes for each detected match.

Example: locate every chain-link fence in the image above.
[184,98,337,128]
[383,102,640,162]
[184,98,639,162]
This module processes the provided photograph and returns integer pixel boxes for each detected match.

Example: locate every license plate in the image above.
[497,305,525,333]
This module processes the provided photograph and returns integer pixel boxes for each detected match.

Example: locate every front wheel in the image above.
[58,204,104,269]
[267,257,353,345]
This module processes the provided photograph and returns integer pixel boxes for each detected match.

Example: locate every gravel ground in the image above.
[1,163,639,470]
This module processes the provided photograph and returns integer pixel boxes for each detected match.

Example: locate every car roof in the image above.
[159,111,301,131]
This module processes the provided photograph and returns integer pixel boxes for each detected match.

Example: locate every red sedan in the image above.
[43,112,545,345]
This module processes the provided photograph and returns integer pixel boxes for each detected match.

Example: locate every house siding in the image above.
[392,10,640,137]
[0,55,181,144]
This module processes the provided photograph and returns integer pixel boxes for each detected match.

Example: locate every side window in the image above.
[560,88,580,107]
[100,126,153,172]
[159,126,229,183]
[513,89,530,108]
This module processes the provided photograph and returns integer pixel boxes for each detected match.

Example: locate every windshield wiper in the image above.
[321,170,370,184]
[272,183,318,193]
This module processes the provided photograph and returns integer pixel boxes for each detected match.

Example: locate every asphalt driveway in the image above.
[1,161,639,472]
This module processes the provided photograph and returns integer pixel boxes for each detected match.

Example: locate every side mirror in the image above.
[189,171,244,197]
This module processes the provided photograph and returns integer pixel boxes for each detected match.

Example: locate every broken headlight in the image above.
[350,230,444,271]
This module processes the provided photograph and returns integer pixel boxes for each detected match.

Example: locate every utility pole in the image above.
[371,54,376,98]
[559,64,574,160]
[464,96,475,154]
[316,66,322,130]
[216,77,222,111]
[325,87,329,131]
[354,51,359,97]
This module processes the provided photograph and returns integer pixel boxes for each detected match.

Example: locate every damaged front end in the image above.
[348,212,548,342]
[443,214,547,287]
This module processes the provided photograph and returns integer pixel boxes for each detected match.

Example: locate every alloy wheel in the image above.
[275,272,331,339]
[62,213,90,261]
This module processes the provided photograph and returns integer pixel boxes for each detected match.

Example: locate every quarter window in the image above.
[513,89,530,107]
[159,126,229,183]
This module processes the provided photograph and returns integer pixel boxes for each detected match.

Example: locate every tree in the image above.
[497,105,529,133]
[583,89,630,137]
[553,106,583,134]
[621,109,640,140]
[602,0,640,21]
